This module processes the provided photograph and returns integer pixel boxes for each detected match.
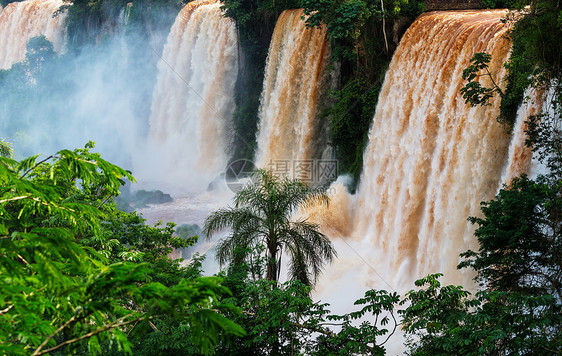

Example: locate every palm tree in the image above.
[203,169,336,286]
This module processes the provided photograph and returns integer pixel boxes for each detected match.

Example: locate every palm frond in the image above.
[203,207,261,239]
[286,245,313,287]
[279,177,329,217]
[215,229,265,267]
[203,168,335,286]
[281,220,337,285]
[215,236,237,266]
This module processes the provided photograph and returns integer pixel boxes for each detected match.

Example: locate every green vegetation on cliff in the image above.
[302,0,424,185]
[220,0,422,184]
[501,0,562,126]
[220,0,300,162]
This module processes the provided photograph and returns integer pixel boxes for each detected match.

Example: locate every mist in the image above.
[0,0,239,197]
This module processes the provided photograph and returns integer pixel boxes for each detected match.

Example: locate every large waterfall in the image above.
[255,9,331,172]
[0,0,67,69]
[145,0,238,190]
[314,10,540,299]
[0,0,542,294]
[355,10,512,287]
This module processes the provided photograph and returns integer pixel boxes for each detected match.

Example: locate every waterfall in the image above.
[501,88,544,183]
[255,9,331,176]
[145,0,238,190]
[312,10,544,299]
[355,10,514,288]
[0,0,67,70]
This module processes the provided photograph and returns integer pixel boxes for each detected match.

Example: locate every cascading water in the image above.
[143,0,238,191]
[357,10,512,288]
[313,10,544,301]
[254,9,331,173]
[501,88,544,183]
[0,0,67,69]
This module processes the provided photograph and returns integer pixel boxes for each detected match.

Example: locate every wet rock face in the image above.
[425,0,482,11]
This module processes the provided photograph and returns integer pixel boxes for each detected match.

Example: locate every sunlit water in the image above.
[255,9,332,171]
[1,5,548,351]
[0,0,67,69]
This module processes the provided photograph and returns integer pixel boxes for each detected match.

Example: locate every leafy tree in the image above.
[449,3,562,352]
[400,274,562,355]
[460,52,504,107]
[499,0,562,124]
[460,0,562,127]
[25,36,56,74]
[204,169,336,286]
[0,144,244,355]
[459,175,562,299]
[302,0,423,69]
[313,288,399,355]
[459,0,562,310]
[215,246,400,355]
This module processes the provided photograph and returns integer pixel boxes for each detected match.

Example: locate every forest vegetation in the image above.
[0,0,561,354]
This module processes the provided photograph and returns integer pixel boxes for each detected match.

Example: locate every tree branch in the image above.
[0,195,77,216]
[20,155,54,179]
[0,304,13,315]
[33,313,143,356]
[378,311,397,346]
[97,195,112,209]
[483,67,504,96]
[32,315,77,356]
[381,0,388,53]
[0,195,31,204]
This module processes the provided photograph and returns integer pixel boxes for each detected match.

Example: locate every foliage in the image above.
[0,144,244,355]
[460,52,504,107]
[219,277,327,355]
[214,248,400,355]
[0,35,58,102]
[220,0,300,162]
[325,78,381,185]
[449,3,562,353]
[314,289,399,355]
[24,36,56,74]
[501,0,562,125]
[302,0,423,40]
[459,175,562,298]
[460,1,562,128]
[0,139,14,158]
[302,0,423,183]
[302,0,423,69]
[400,274,562,355]
[204,169,336,286]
